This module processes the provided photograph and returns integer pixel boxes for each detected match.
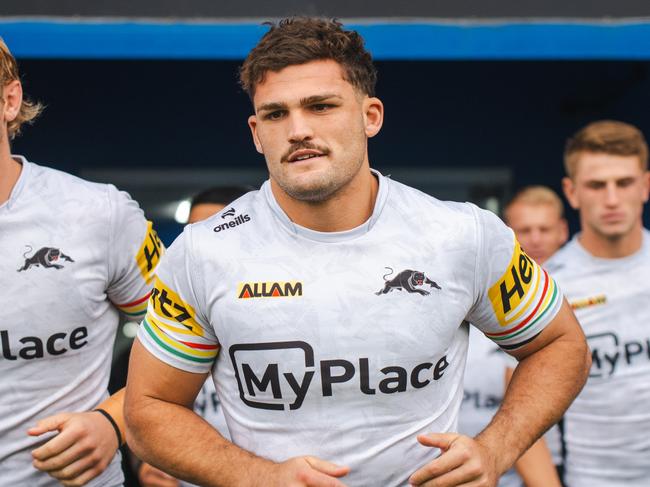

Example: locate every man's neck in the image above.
[270,167,379,233]
[578,224,644,259]
[0,147,21,206]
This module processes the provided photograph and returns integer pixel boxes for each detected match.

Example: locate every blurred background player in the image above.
[135,186,251,487]
[505,186,569,484]
[504,186,569,266]
[0,37,162,486]
[546,120,650,487]
[459,186,568,486]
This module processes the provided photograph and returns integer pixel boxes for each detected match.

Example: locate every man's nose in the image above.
[604,182,621,206]
[287,112,314,143]
[525,229,543,246]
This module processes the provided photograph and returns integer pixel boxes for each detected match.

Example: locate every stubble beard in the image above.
[275,160,361,203]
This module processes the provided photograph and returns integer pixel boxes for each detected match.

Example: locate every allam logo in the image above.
[237,281,303,299]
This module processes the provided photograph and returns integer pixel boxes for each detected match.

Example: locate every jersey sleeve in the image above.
[106,185,164,321]
[136,228,219,373]
[466,206,563,350]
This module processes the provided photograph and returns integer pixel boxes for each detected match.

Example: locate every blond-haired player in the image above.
[0,38,162,486]
[505,186,568,266]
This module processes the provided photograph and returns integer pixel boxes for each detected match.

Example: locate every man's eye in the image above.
[586,182,605,190]
[312,104,333,112]
[618,178,635,188]
[265,111,285,120]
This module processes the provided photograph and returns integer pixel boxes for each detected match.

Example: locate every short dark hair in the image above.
[190,185,253,209]
[239,17,377,99]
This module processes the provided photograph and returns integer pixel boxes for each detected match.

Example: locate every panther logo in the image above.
[17,246,75,272]
[375,267,441,296]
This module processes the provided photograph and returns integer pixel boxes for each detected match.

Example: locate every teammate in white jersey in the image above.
[0,38,162,486]
[124,17,590,487]
[545,120,650,487]
[458,328,524,487]
[505,187,568,485]
[504,187,569,268]
[137,187,250,487]
[461,186,568,487]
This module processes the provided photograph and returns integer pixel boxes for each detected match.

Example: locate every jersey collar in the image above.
[0,155,31,212]
[262,168,390,243]
[569,230,650,266]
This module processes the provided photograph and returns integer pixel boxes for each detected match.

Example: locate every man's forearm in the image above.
[125,395,273,487]
[476,325,590,475]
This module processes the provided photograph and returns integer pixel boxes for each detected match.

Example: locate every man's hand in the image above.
[409,433,497,487]
[28,410,119,487]
[139,462,180,487]
[265,456,350,487]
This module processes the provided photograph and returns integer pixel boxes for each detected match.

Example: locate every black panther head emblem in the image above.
[375,267,441,296]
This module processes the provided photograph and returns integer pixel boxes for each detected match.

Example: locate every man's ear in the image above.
[562,177,580,210]
[247,114,263,154]
[641,171,650,203]
[2,80,22,124]
[363,97,384,138]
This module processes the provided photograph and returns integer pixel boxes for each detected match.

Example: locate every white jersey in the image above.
[0,157,162,486]
[138,171,562,487]
[458,328,522,487]
[545,234,650,487]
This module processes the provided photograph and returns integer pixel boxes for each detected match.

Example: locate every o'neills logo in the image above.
[214,214,251,233]
[238,281,303,299]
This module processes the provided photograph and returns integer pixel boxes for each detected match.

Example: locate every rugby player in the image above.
[0,38,162,486]
[545,120,650,487]
[124,18,590,487]
[504,186,568,484]
[137,186,251,487]
[460,187,568,487]
[504,186,569,266]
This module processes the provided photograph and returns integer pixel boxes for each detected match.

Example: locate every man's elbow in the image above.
[577,337,592,389]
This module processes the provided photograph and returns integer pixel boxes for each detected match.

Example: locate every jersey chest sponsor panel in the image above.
[547,235,650,484]
[0,159,158,486]
[138,174,560,486]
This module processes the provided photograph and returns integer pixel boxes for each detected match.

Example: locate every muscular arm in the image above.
[477,299,590,476]
[411,299,590,486]
[124,339,348,487]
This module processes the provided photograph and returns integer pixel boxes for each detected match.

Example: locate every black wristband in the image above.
[93,408,123,447]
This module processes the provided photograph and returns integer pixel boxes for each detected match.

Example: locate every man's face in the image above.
[188,203,226,224]
[563,152,650,243]
[505,203,568,264]
[247,59,382,202]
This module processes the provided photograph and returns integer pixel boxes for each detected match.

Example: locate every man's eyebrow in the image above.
[257,101,287,113]
[257,94,342,113]
[299,94,342,105]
